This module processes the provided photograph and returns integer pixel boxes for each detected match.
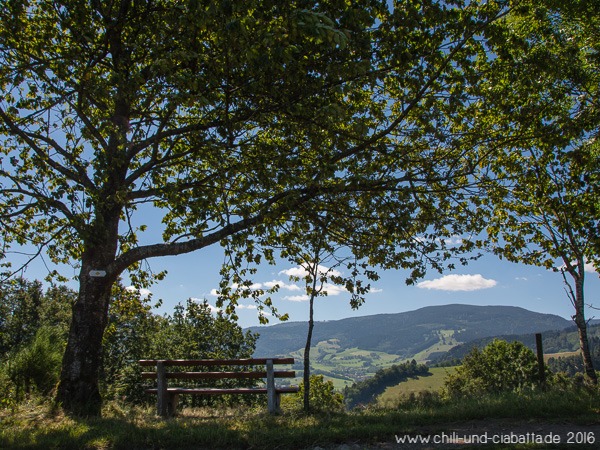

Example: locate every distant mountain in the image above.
[247,304,571,359]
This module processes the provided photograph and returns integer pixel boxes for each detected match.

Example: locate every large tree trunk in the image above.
[56,204,121,416]
[572,272,597,384]
[56,259,115,415]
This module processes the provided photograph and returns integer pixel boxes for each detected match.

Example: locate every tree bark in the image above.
[303,294,315,413]
[572,271,597,384]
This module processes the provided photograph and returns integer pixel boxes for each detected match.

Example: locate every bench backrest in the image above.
[139,358,295,367]
[139,358,295,381]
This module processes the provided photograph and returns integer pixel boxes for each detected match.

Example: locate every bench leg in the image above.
[275,392,281,413]
[266,359,279,414]
[157,361,169,417]
[168,393,179,417]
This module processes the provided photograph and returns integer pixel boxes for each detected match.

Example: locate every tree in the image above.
[0,278,44,356]
[0,1,513,415]
[474,0,600,383]
[443,339,542,398]
[278,214,375,412]
[0,278,74,358]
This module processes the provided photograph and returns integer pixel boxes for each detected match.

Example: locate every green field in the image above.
[377,366,457,407]
[545,350,580,361]
[4,388,600,450]
[411,330,462,361]
[290,339,407,383]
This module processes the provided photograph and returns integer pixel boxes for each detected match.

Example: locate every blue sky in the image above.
[143,244,600,328]
[13,235,599,329]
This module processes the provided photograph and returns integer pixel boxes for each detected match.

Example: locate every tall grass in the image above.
[1,387,599,449]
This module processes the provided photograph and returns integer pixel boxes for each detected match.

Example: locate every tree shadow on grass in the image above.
[0,414,247,450]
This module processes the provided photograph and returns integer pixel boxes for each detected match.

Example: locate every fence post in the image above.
[535,333,546,388]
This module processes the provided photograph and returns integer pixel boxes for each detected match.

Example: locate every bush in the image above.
[443,339,542,398]
[286,375,344,412]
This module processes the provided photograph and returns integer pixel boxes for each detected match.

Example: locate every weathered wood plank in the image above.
[140,370,296,379]
[145,386,300,395]
[138,357,295,367]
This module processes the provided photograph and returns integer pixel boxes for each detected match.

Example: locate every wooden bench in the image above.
[139,358,299,417]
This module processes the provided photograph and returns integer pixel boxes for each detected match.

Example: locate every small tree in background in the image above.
[0,279,74,404]
[4,326,64,402]
[276,212,377,412]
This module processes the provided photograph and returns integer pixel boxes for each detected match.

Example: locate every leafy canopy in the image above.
[1,1,513,317]
[473,0,600,273]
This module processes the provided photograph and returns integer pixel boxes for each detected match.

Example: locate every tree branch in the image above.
[0,107,94,189]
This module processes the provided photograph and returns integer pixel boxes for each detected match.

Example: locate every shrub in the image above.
[443,339,541,398]
[287,375,344,412]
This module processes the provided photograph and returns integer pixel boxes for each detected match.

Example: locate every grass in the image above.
[378,366,454,407]
[545,351,581,362]
[2,388,600,449]
[411,329,462,361]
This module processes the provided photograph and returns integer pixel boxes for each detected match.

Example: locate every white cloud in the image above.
[284,295,310,302]
[415,235,464,246]
[207,303,221,314]
[442,236,464,246]
[279,265,342,279]
[558,260,598,274]
[282,282,348,301]
[417,274,497,291]
[263,280,302,291]
[237,304,258,310]
[515,277,528,281]
[279,267,307,278]
[209,264,383,304]
[125,286,152,298]
[321,283,347,296]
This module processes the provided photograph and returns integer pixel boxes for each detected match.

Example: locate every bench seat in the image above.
[146,386,300,395]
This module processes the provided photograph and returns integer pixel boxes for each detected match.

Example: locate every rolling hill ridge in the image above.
[248,304,571,358]
[246,304,571,384]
